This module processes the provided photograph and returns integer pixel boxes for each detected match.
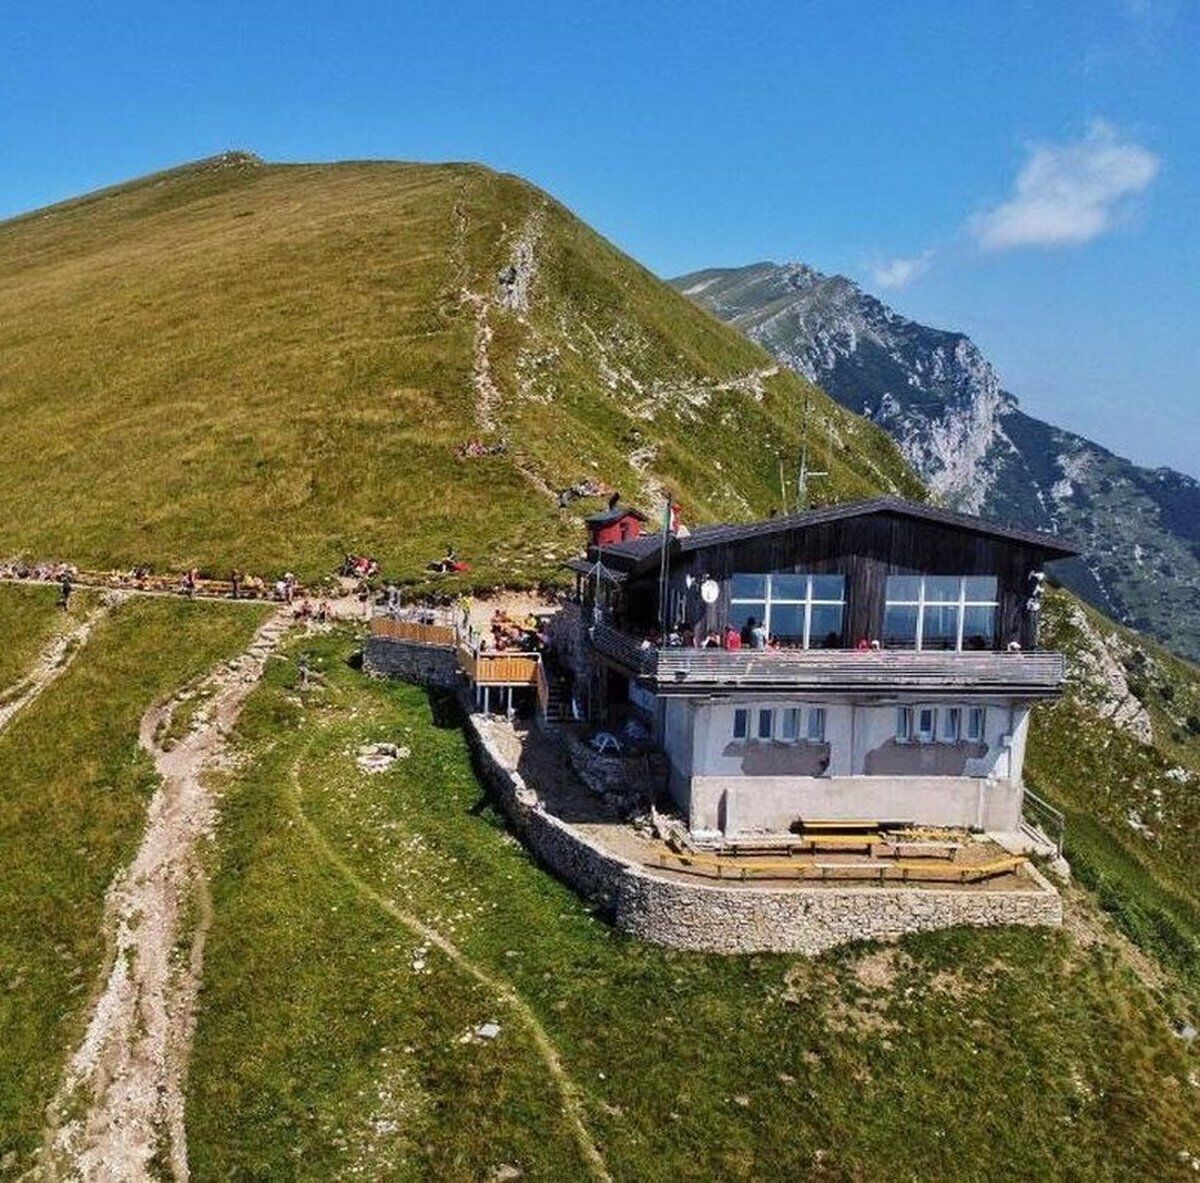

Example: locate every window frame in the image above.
[916,706,937,744]
[779,706,801,742]
[806,707,827,743]
[729,572,846,649]
[757,707,775,741]
[942,706,962,743]
[896,706,914,743]
[883,575,999,652]
[966,706,986,742]
[732,707,750,740]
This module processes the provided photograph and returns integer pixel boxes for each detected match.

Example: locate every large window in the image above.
[883,575,998,651]
[729,573,845,648]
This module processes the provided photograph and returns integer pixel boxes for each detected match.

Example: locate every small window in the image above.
[757,708,774,740]
[967,706,986,742]
[780,707,801,742]
[806,707,827,743]
[896,707,913,743]
[733,708,749,740]
[942,707,961,743]
[917,707,937,743]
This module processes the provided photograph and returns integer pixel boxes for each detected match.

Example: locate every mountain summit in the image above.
[673,262,1200,662]
[0,162,919,584]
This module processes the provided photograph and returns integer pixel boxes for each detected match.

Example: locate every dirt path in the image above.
[0,597,114,735]
[284,756,613,1183]
[41,610,292,1183]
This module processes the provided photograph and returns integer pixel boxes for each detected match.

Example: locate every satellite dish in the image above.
[700,579,720,604]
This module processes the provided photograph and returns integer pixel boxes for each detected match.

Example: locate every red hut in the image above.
[585,505,647,549]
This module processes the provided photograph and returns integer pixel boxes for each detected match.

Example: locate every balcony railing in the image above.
[459,645,541,687]
[589,622,1065,695]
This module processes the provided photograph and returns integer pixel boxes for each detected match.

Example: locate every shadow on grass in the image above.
[426,687,466,730]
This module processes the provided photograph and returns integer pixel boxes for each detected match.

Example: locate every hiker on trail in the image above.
[356,579,371,620]
[298,654,309,688]
[283,573,296,605]
[182,569,197,599]
[230,569,241,600]
[59,572,72,610]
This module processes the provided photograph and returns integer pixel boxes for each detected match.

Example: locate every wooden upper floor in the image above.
[575,497,1077,657]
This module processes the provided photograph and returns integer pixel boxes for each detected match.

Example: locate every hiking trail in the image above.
[284,755,612,1183]
[0,597,115,736]
[40,609,292,1183]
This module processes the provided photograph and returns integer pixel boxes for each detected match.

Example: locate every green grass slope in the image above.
[0,583,65,697]
[0,153,920,585]
[0,590,269,1170]
[185,628,1200,1180]
[1029,588,1200,1000]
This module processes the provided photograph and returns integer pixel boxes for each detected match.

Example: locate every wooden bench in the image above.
[653,850,1026,885]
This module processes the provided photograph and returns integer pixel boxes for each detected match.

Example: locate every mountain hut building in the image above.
[559,496,1076,839]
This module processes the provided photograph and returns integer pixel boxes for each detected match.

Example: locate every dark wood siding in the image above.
[616,511,1051,650]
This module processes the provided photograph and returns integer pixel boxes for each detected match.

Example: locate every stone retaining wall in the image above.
[464,715,628,907]
[614,864,1061,955]
[364,635,461,689]
[462,712,1062,955]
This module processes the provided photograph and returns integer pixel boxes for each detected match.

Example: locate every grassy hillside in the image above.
[1029,588,1200,999]
[0,589,269,1169]
[183,627,1200,1180]
[0,153,919,586]
[0,584,63,696]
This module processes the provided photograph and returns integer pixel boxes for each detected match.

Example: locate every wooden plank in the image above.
[371,617,457,646]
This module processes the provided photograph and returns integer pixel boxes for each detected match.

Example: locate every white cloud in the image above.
[972,121,1159,251]
[869,251,932,290]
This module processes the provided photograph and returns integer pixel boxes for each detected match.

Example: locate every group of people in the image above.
[482,608,548,653]
[427,545,471,575]
[342,554,380,580]
[639,616,774,652]
[292,598,333,623]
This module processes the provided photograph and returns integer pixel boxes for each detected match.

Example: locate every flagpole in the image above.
[657,492,672,641]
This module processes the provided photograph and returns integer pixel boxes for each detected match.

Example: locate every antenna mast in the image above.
[796,391,828,511]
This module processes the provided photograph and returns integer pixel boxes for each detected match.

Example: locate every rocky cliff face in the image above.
[674,262,1200,662]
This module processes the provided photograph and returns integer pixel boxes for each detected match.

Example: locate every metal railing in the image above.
[589,622,1066,692]
[1021,788,1065,857]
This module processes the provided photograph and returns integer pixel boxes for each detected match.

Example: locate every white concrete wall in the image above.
[692,700,853,777]
[663,696,1031,835]
[690,773,1023,835]
[661,697,696,814]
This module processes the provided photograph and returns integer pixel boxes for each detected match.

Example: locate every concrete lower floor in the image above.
[690,773,1022,836]
[653,692,1035,836]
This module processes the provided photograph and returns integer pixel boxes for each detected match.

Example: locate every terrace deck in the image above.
[589,622,1066,696]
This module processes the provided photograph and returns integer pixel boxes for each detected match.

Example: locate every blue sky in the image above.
[2,1,1196,474]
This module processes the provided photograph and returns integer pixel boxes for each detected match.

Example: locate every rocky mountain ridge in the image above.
[673,262,1200,662]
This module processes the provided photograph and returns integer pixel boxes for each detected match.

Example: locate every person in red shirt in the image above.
[724,624,742,650]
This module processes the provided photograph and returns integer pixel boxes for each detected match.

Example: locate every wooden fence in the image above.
[370,616,458,647]
[459,646,541,687]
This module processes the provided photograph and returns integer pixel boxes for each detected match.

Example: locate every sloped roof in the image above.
[597,496,1079,569]
[563,556,628,584]
[584,505,649,527]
